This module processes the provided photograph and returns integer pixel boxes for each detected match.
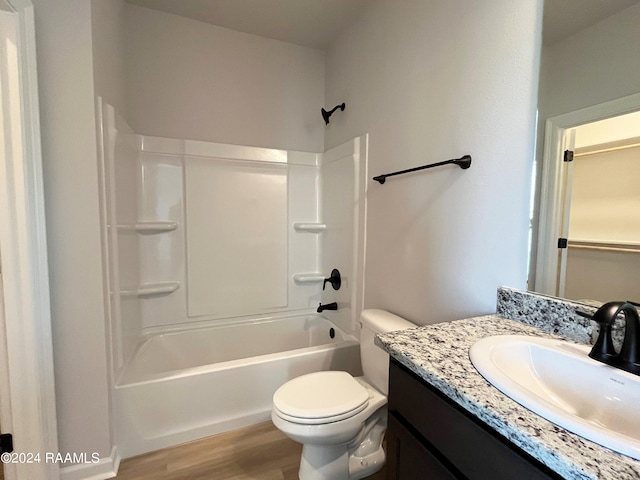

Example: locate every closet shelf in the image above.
[568,239,640,254]
[117,222,178,234]
[120,281,180,297]
[293,222,326,233]
[293,273,325,284]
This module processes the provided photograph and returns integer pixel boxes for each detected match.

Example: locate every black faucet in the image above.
[317,302,338,313]
[579,301,640,376]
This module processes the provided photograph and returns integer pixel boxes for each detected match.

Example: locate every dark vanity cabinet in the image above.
[385,360,562,480]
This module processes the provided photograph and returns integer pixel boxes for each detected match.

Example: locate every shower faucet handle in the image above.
[323,269,341,291]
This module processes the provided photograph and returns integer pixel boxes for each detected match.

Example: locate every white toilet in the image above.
[271,309,415,480]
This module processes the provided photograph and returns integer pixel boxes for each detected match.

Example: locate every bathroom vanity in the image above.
[376,288,640,480]
[386,359,560,479]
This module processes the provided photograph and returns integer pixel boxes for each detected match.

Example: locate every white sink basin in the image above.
[469,335,640,460]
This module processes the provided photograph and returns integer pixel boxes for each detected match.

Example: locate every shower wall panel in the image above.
[288,163,323,309]
[134,137,321,331]
[137,153,185,328]
[99,101,142,373]
[319,136,368,334]
[185,157,288,318]
[99,102,367,379]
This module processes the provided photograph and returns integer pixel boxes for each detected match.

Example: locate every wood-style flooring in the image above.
[115,421,387,480]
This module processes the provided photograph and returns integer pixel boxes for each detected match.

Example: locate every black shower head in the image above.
[321,103,346,125]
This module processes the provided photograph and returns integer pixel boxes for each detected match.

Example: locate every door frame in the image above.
[533,92,640,296]
[0,1,59,479]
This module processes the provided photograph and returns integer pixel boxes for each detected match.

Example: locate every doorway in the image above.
[562,114,640,301]
[0,1,59,479]
[533,93,640,302]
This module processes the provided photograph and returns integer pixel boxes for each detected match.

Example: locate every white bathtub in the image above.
[114,314,361,458]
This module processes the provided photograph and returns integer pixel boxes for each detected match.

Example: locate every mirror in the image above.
[530,0,640,304]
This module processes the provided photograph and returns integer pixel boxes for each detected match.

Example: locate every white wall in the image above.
[32,0,113,464]
[91,0,127,116]
[325,0,543,324]
[125,4,325,153]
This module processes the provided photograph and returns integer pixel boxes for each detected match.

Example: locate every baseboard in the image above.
[117,409,271,459]
[59,446,121,480]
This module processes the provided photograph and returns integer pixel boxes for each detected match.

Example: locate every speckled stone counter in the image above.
[375,289,640,480]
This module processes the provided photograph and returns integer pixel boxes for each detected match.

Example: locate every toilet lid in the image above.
[273,371,369,422]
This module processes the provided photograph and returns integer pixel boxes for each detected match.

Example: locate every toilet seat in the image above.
[273,371,369,425]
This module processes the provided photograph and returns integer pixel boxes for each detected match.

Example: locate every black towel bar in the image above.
[373,155,471,184]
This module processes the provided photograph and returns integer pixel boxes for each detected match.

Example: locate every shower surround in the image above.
[97,99,368,457]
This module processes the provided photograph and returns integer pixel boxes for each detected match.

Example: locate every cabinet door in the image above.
[388,361,561,480]
[386,414,457,480]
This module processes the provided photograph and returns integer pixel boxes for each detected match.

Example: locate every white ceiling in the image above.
[125,0,640,50]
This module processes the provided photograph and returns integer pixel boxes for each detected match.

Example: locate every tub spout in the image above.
[317,302,338,313]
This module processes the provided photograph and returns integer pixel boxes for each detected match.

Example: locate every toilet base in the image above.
[297,408,387,480]
[298,442,385,480]
[299,444,349,480]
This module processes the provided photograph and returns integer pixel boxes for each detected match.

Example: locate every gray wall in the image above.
[124,4,326,153]
[325,0,543,324]
[539,3,640,121]
[33,0,113,462]
[33,0,545,467]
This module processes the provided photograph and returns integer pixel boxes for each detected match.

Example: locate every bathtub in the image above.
[113,314,362,458]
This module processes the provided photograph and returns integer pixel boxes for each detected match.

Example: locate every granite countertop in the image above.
[376,313,640,480]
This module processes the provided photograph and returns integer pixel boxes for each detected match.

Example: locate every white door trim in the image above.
[534,92,640,295]
[0,1,59,479]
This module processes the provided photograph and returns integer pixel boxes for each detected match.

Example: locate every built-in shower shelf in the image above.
[117,222,178,234]
[120,281,180,297]
[293,222,326,233]
[293,273,325,284]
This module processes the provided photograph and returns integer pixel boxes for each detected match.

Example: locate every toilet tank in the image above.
[360,309,415,395]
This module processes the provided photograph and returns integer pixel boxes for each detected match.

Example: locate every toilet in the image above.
[271,309,415,480]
